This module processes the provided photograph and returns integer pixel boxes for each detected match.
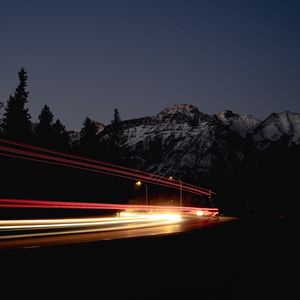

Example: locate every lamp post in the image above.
[145,183,148,206]
[169,176,182,213]
[135,180,148,206]
[208,189,216,208]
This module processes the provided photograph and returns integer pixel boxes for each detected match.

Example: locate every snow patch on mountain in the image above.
[68,130,80,143]
[95,122,105,134]
[252,111,300,148]
[217,110,260,137]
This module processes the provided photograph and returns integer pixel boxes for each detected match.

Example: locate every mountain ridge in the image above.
[70,104,299,185]
[88,104,298,182]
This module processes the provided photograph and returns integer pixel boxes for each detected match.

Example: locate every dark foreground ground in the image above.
[0,216,294,300]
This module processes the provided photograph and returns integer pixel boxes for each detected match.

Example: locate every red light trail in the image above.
[0,136,206,193]
[0,137,213,197]
[0,137,218,217]
[0,198,218,214]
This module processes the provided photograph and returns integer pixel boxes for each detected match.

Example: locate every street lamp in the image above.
[135,180,148,206]
[208,189,216,207]
[169,176,182,212]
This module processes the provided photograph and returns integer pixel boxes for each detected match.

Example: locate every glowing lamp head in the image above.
[169,176,173,180]
[135,180,142,187]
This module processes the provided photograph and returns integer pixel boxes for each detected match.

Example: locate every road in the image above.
[0,212,235,250]
[0,214,291,300]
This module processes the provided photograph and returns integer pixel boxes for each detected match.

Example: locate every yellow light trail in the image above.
[0,212,182,240]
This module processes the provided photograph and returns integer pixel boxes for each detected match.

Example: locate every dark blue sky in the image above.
[1,0,299,130]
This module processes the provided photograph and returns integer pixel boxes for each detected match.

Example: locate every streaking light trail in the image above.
[0,198,218,215]
[0,137,207,192]
[0,213,183,243]
[0,138,225,250]
[0,214,236,250]
[0,137,214,197]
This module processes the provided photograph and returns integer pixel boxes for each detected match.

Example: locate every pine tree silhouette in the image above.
[1,68,32,141]
[52,119,70,151]
[34,105,70,151]
[79,117,100,158]
[110,108,122,143]
[34,105,54,147]
[105,108,126,164]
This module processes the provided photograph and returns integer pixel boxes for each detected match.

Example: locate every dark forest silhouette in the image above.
[0,68,127,163]
[0,68,298,218]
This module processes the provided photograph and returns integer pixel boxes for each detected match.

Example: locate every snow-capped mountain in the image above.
[103,104,246,180]
[252,111,300,149]
[96,104,300,181]
[216,110,261,138]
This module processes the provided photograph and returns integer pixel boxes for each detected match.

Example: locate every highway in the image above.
[0,137,228,251]
[0,212,235,250]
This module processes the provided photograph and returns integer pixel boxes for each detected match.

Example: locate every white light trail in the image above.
[0,213,182,240]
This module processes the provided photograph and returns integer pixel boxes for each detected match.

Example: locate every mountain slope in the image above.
[251,111,300,149]
[97,105,300,183]
[104,104,246,181]
[216,110,260,138]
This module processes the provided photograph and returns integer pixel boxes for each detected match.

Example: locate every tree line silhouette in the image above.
[0,68,127,164]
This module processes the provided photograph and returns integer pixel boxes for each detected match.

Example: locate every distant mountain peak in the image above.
[157,104,201,124]
[221,110,235,118]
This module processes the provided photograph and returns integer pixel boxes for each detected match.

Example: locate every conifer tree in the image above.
[79,117,99,157]
[52,119,70,151]
[106,108,126,163]
[110,108,122,145]
[34,105,54,146]
[1,68,32,141]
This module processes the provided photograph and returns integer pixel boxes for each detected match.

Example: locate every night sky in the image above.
[0,0,299,130]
